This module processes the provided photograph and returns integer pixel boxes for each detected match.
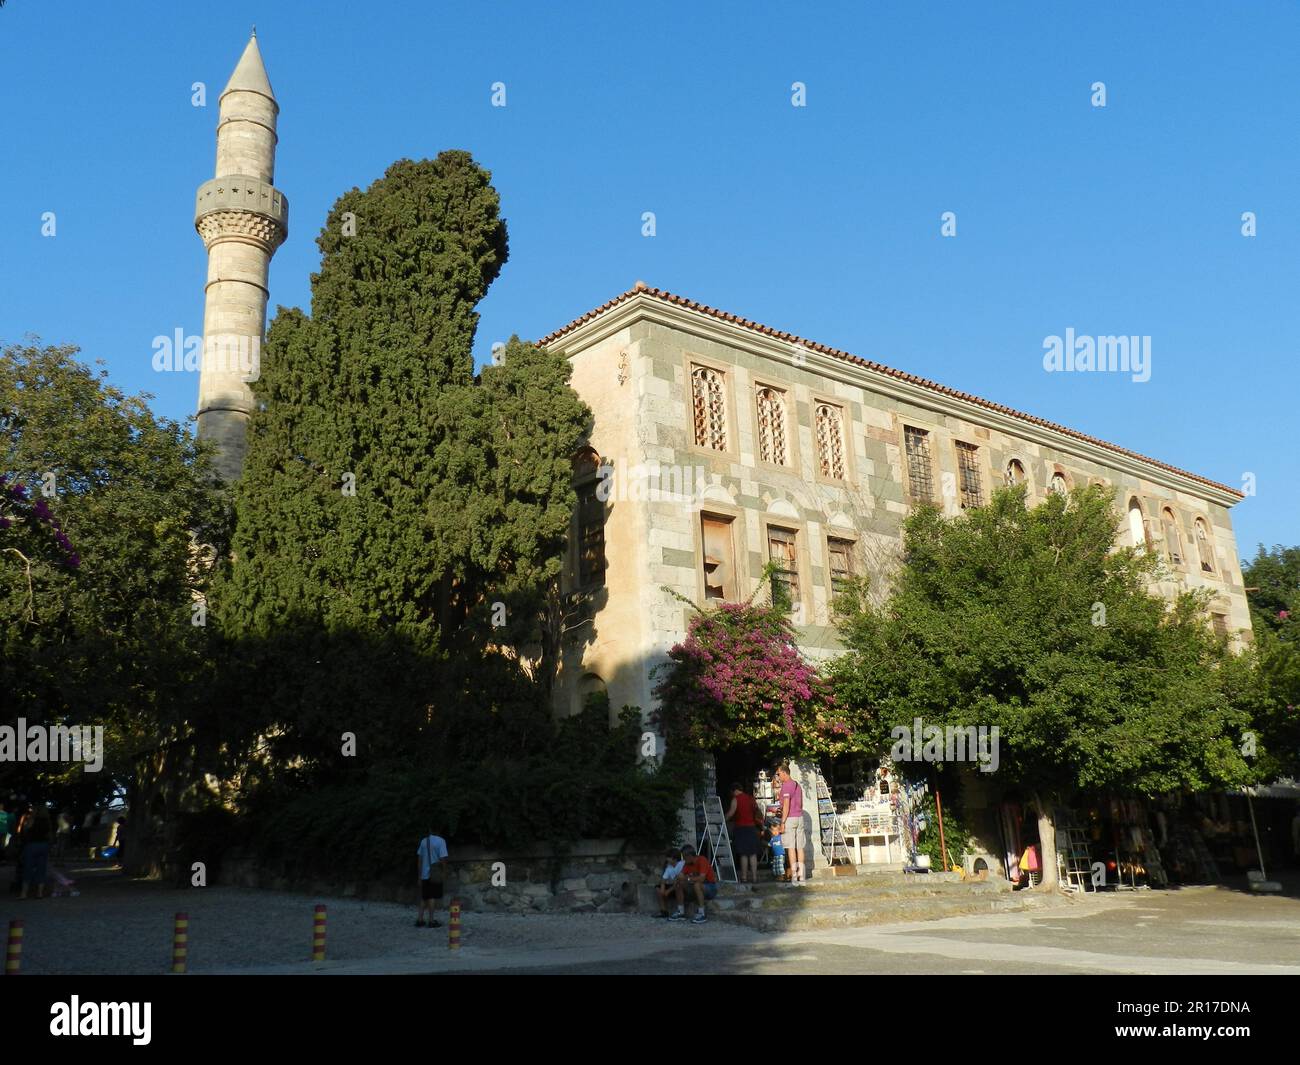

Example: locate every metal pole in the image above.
[936,788,949,872]
[1246,792,1267,880]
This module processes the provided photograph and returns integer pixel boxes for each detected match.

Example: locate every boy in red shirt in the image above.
[669,844,717,924]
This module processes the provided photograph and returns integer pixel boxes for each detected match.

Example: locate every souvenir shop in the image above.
[698,751,938,879]
[1025,787,1300,893]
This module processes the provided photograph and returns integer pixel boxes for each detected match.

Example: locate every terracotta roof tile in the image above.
[538,286,1243,500]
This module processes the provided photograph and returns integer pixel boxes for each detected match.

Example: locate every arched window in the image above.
[691,366,727,451]
[814,403,846,479]
[755,387,788,466]
[1161,507,1183,566]
[1195,518,1216,574]
[1005,459,1026,487]
[1127,497,1151,551]
[1049,472,1069,496]
[572,446,601,480]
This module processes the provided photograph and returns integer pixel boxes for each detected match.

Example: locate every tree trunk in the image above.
[1032,791,1059,889]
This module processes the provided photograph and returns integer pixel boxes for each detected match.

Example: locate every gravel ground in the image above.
[2,863,724,974]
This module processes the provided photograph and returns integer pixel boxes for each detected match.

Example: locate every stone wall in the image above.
[211,839,667,914]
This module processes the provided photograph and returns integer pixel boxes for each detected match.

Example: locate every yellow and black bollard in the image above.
[448,899,461,951]
[312,904,327,963]
[4,920,21,975]
[171,912,188,974]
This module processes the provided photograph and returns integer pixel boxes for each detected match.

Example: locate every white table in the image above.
[844,829,902,865]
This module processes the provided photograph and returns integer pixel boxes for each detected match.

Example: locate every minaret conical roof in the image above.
[221,31,276,104]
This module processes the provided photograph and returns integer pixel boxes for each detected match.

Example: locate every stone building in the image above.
[190,36,1250,799]
[543,283,1250,729]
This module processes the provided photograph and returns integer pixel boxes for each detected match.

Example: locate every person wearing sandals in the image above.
[726,782,761,884]
[415,827,448,928]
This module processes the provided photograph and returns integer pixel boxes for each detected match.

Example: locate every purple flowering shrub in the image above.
[652,600,851,757]
[0,475,81,568]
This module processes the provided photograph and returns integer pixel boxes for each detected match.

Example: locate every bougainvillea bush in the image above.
[652,598,854,758]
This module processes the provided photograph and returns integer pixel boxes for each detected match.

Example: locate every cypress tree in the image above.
[210,152,590,766]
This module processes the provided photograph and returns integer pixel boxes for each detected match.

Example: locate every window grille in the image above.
[904,426,933,502]
[756,387,788,466]
[815,404,846,479]
[956,442,983,508]
[691,366,727,451]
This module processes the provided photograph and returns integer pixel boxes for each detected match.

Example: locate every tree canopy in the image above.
[0,342,221,811]
[828,485,1261,879]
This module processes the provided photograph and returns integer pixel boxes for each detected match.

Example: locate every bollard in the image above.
[171,913,188,974]
[448,898,461,951]
[5,920,21,975]
[312,904,327,963]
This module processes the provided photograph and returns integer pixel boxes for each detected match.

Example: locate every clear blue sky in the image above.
[1,1,1295,562]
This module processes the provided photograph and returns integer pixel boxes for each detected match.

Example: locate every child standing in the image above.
[769,825,786,880]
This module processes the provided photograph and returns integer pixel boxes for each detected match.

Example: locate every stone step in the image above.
[731,874,1007,902]
[707,889,1043,932]
[734,881,1006,911]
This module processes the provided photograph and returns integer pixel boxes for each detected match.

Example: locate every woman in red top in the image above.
[726,782,762,883]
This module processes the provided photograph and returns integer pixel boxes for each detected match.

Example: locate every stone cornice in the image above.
[546,292,1243,508]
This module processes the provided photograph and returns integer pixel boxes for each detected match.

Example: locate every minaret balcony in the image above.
[194,176,289,248]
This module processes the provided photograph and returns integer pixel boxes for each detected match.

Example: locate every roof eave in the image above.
[541,288,1244,507]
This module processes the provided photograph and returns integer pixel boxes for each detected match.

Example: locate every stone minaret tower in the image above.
[194,30,288,482]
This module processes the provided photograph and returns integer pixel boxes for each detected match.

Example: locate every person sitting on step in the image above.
[655,847,685,918]
[669,844,717,924]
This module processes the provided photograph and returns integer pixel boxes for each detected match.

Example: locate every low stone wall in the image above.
[211,840,666,914]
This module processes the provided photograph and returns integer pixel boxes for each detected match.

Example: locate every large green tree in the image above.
[1242,545,1300,780]
[1,342,221,823]
[830,484,1259,886]
[209,152,591,790]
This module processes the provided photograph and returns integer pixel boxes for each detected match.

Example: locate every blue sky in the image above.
[1,1,1295,562]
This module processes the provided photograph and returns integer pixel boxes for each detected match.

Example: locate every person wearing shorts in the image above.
[776,762,807,884]
[669,845,717,923]
[416,828,448,928]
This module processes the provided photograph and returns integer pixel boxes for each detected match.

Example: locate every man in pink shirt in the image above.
[776,762,807,884]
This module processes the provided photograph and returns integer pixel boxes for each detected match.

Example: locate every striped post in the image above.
[447,898,461,951]
[171,912,188,974]
[5,920,22,975]
[312,904,327,963]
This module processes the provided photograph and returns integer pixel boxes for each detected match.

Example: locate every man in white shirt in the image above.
[416,828,449,928]
[654,847,685,918]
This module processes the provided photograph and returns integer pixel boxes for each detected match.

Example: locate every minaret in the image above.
[194,30,288,482]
